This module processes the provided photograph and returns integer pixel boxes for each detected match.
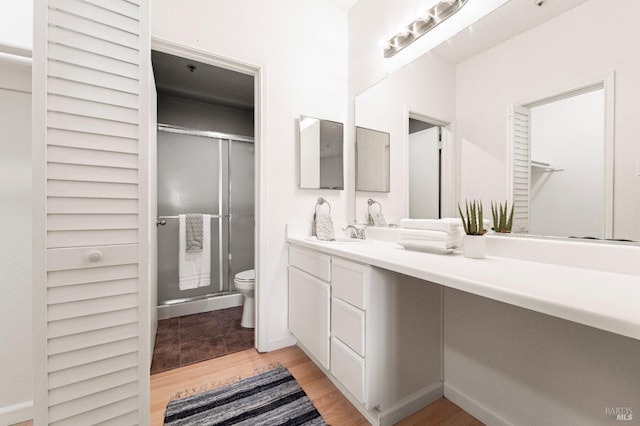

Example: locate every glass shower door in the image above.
[157,131,224,303]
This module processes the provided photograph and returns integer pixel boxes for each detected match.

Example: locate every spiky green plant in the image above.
[458,200,484,235]
[491,201,514,233]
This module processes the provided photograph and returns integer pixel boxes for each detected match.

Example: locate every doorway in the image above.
[149,43,262,371]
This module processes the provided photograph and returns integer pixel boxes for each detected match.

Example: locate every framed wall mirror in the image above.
[355,126,390,192]
[299,115,344,190]
[353,0,639,243]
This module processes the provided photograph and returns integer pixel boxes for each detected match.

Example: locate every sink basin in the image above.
[305,236,372,244]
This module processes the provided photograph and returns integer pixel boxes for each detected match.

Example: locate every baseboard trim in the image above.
[157,293,243,320]
[0,400,33,425]
[444,382,515,426]
[378,382,444,426]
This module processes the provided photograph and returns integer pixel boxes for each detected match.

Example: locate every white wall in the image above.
[0,1,33,51]
[530,89,605,238]
[158,95,254,137]
[456,0,640,241]
[151,0,348,350]
[354,52,456,223]
[0,53,33,424]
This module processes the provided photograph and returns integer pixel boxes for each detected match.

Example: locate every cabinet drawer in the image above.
[331,337,366,405]
[332,298,365,356]
[289,245,331,282]
[332,257,368,309]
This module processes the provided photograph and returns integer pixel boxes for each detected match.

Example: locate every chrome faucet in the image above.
[343,225,366,240]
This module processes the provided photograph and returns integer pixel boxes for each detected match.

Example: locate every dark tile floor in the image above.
[151,306,254,374]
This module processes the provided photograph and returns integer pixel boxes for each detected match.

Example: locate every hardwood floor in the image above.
[150,345,483,425]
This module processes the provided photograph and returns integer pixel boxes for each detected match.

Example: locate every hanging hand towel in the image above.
[369,210,388,227]
[314,211,335,241]
[185,213,204,252]
[179,214,211,290]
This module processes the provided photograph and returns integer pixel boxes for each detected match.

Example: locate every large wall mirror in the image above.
[299,115,344,190]
[354,0,639,243]
[355,126,390,192]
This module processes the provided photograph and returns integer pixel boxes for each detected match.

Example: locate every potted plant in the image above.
[458,199,486,259]
[491,201,514,233]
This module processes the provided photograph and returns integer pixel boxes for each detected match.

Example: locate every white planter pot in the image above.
[463,234,486,259]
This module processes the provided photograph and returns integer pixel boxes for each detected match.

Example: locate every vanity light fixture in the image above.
[383,0,469,58]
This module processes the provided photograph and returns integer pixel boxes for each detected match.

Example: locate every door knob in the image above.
[88,251,103,262]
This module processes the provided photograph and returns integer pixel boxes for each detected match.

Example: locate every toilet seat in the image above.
[234,269,255,283]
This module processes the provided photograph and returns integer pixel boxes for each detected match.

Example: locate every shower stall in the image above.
[156,124,254,316]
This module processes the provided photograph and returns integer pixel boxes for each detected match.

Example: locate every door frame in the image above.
[150,38,265,351]
[508,72,615,238]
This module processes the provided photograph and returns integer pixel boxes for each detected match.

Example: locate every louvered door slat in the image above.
[35,0,148,422]
[48,77,139,109]
[48,308,138,339]
[48,163,139,184]
[47,229,138,248]
[48,94,138,124]
[47,197,138,214]
[48,9,139,49]
[48,383,138,423]
[49,353,138,389]
[49,367,138,406]
[47,128,138,153]
[49,396,138,426]
[48,111,138,138]
[50,0,140,32]
[48,145,138,168]
[48,278,138,303]
[48,323,139,355]
[48,337,138,372]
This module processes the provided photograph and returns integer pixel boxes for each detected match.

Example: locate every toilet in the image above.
[234,269,255,328]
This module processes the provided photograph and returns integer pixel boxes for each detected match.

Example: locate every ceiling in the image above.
[151,50,255,111]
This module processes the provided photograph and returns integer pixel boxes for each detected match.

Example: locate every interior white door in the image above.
[33,0,150,424]
[507,104,531,233]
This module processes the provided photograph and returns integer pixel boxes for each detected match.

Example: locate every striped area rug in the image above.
[164,366,327,425]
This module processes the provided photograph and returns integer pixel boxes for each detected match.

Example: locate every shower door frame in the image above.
[151,38,265,351]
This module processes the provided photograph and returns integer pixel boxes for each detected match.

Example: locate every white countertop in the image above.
[287,236,640,341]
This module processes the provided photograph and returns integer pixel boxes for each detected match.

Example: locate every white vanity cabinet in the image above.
[288,243,444,425]
[288,246,331,369]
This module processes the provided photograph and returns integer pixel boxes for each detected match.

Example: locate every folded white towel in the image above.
[398,228,462,245]
[179,214,211,290]
[399,218,462,233]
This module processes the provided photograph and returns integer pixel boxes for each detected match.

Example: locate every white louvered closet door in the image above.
[507,105,531,233]
[33,0,150,424]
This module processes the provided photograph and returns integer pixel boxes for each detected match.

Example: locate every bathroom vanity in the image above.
[287,229,640,426]
[288,244,443,424]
